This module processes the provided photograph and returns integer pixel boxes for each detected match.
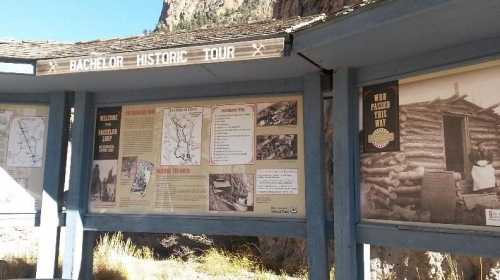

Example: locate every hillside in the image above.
[156,0,366,31]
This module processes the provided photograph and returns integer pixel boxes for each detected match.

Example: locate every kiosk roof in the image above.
[0,15,327,60]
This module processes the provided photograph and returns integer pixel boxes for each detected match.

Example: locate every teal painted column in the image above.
[304,72,329,280]
[334,68,364,280]
[62,92,95,280]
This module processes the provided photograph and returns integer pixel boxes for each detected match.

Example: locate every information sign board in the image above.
[89,95,306,218]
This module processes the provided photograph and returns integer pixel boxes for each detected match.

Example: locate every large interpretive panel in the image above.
[361,61,500,227]
[89,95,306,218]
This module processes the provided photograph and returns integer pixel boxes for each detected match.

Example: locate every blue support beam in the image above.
[63,92,95,280]
[95,77,304,105]
[334,68,364,280]
[304,72,329,280]
[36,92,70,279]
[80,231,97,280]
[0,92,50,103]
[358,222,500,258]
[85,215,306,237]
[356,35,500,86]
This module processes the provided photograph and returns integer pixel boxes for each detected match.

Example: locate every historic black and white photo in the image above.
[121,156,138,178]
[257,101,297,127]
[130,160,154,195]
[209,174,254,212]
[256,134,298,160]
[361,65,500,226]
[89,160,117,203]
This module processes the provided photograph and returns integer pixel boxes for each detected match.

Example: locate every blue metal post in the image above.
[304,72,329,280]
[62,92,95,280]
[334,68,364,280]
[36,92,70,278]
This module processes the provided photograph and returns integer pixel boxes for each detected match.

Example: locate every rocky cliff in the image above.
[157,0,365,31]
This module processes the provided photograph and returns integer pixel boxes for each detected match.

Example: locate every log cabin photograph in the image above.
[361,63,500,226]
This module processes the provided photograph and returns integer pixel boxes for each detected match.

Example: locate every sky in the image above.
[0,0,163,43]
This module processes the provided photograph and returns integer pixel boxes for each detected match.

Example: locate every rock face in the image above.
[157,0,276,31]
[272,0,364,19]
[157,0,365,31]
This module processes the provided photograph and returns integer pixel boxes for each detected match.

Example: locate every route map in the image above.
[7,117,46,168]
[161,107,203,166]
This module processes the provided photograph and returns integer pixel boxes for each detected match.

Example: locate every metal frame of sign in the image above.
[0,92,71,279]
[62,74,331,280]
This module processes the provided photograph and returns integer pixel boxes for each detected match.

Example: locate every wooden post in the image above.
[62,92,95,280]
[36,92,70,278]
[333,68,364,280]
[304,72,329,280]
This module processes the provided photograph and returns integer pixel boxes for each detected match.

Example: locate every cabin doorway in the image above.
[443,115,467,176]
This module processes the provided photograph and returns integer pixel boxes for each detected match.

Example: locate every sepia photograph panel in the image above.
[209,174,254,212]
[256,134,298,160]
[361,64,500,227]
[130,159,154,195]
[257,101,297,127]
[89,160,118,203]
[121,156,138,178]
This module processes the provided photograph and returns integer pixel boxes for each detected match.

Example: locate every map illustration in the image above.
[161,107,203,166]
[7,117,46,168]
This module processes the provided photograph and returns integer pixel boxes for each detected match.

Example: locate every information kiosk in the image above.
[0,1,499,279]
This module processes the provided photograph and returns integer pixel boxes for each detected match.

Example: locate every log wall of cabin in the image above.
[362,99,500,222]
[400,104,446,172]
[361,102,459,222]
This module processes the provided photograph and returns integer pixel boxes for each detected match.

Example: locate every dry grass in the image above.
[444,254,464,280]
[93,232,307,280]
[0,256,36,279]
[2,231,490,280]
[198,248,307,280]
[198,248,256,276]
[93,232,154,280]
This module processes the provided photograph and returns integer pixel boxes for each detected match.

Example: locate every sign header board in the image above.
[36,37,285,76]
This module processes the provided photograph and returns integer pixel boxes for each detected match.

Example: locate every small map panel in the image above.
[7,117,46,168]
[161,107,203,166]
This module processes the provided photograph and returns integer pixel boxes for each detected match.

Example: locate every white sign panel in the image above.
[210,104,255,165]
[256,169,299,195]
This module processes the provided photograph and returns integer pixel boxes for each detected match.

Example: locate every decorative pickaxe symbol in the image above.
[252,43,265,56]
[48,61,58,73]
